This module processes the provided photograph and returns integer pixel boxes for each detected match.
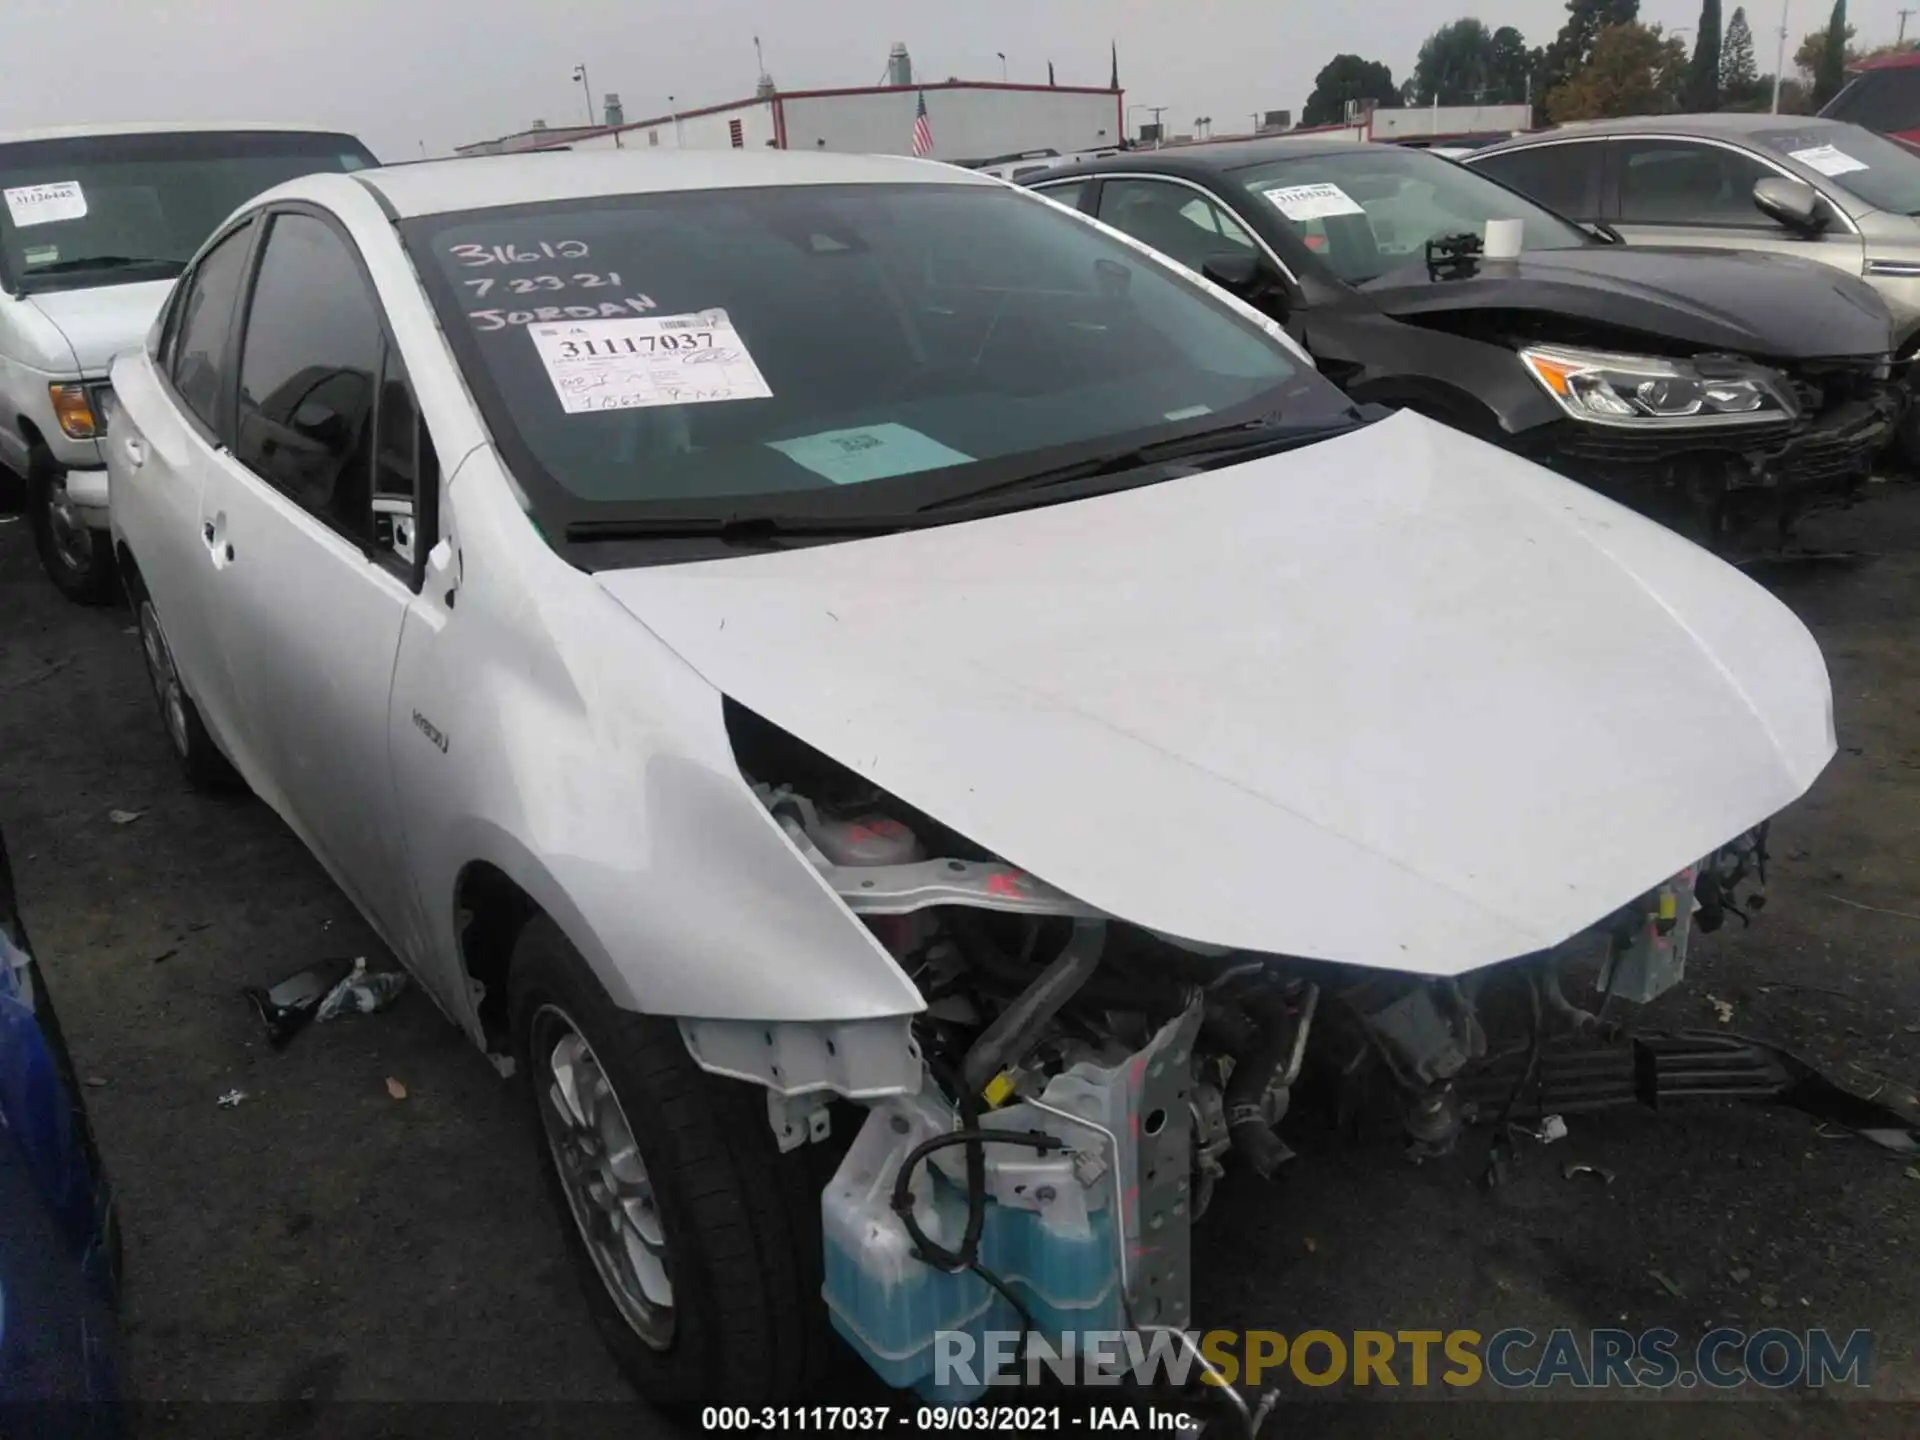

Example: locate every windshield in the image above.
[1233,147,1591,284]
[1754,122,1920,216]
[0,130,377,293]
[406,181,1346,521]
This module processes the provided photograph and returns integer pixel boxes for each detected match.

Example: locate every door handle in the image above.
[201,520,235,563]
[123,437,146,469]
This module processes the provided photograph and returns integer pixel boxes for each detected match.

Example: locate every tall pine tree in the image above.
[1685,0,1723,108]
[1815,0,1849,106]
[1721,6,1759,96]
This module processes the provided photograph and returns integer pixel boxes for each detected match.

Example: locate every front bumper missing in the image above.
[1455,1028,1919,1152]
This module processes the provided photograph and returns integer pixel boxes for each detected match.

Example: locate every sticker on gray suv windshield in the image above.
[1787,144,1867,177]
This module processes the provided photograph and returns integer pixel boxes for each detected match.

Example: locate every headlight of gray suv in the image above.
[1518,345,1795,427]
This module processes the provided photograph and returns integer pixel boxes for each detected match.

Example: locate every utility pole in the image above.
[1148,105,1166,146]
[1901,7,1915,44]
[1772,0,1790,113]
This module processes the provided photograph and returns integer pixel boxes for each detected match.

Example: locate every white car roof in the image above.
[0,121,355,146]
[356,149,994,220]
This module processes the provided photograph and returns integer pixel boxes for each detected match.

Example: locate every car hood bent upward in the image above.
[596,412,1835,976]
[1361,245,1894,360]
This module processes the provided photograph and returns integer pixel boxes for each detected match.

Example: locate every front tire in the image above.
[509,916,831,1409]
[27,450,115,605]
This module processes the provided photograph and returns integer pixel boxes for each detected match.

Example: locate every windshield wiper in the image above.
[916,412,1370,512]
[564,511,937,545]
[27,255,184,276]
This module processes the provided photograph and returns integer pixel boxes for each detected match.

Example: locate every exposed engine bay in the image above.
[727,705,1774,1409]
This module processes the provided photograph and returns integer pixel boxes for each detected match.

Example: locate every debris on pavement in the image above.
[245,957,357,1049]
[217,1089,246,1108]
[1730,1266,1752,1283]
[148,948,176,966]
[107,808,143,826]
[385,1077,408,1101]
[84,1076,106,1088]
[1707,994,1735,1024]
[315,957,408,1023]
[1826,893,1920,924]
[1533,1114,1568,1144]
[1861,1128,1919,1155]
[1563,1160,1614,1185]
[1650,1269,1686,1299]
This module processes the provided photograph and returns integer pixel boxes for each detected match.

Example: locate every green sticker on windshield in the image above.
[22,244,57,266]
[767,424,973,485]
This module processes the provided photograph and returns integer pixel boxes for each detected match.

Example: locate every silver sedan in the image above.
[1466,114,1920,335]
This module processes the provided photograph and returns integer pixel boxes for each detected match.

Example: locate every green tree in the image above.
[1409,19,1536,105]
[1720,7,1759,97]
[1546,21,1689,120]
[1815,0,1850,105]
[1301,54,1399,126]
[1490,26,1540,104]
[1685,0,1723,109]
[1794,18,1857,88]
[1539,0,1641,98]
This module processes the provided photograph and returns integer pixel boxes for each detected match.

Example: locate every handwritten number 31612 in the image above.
[449,241,590,266]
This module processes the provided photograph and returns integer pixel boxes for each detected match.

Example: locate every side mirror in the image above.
[1753,175,1828,234]
[1201,251,1291,320]
[1201,251,1263,293]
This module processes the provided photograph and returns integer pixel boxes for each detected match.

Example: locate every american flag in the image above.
[911,91,934,157]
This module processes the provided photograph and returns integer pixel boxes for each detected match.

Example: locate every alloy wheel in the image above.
[531,1003,676,1350]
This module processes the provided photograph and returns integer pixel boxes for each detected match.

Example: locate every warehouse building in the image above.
[457,43,1124,165]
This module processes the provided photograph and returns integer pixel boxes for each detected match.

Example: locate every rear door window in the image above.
[1469,143,1601,219]
[1032,178,1090,211]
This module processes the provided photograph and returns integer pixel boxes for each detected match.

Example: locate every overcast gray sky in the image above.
[0,0,1886,159]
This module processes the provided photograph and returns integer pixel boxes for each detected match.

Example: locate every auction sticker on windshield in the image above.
[1787,144,1868,177]
[1260,182,1366,222]
[4,181,87,228]
[528,309,773,414]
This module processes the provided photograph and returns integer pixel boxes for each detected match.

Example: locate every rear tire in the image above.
[509,916,832,1409]
[128,577,239,792]
[27,449,115,605]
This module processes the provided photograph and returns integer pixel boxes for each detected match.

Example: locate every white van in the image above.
[0,124,378,601]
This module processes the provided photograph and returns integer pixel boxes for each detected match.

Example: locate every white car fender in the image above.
[391,450,927,1046]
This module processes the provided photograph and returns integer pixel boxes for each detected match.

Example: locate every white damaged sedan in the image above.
[106,150,1832,1411]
